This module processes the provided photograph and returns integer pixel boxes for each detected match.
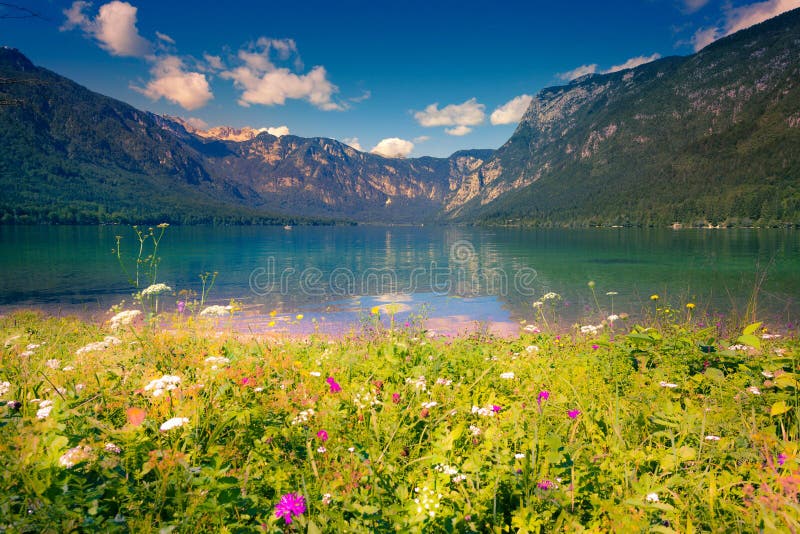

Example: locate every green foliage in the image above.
[1,309,798,532]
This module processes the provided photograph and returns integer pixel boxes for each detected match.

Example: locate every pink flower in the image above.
[176,300,186,313]
[326,377,341,393]
[392,393,401,404]
[491,404,502,413]
[568,409,581,419]
[537,479,554,490]
[317,429,328,442]
[591,344,599,350]
[537,391,550,405]
[275,492,306,524]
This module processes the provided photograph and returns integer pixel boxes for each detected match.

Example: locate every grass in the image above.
[0,307,798,532]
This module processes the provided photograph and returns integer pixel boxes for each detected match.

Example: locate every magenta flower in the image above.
[392,392,401,404]
[176,300,186,313]
[275,492,306,524]
[537,391,550,405]
[591,344,599,350]
[568,409,581,419]
[778,453,787,466]
[326,377,341,393]
[491,404,502,413]
[317,429,328,442]
[537,479,554,490]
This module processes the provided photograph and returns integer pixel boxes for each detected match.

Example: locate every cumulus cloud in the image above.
[412,135,430,143]
[682,0,711,13]
[557,53,661,81]
[490,94,533,125]
[61,1,151,57]
[414,98,485,129]
[371,138,414,158]
[342,137,363,151]
[221,37,343,110]
[261,125,290,137]
[133,55,213,110]
[445,125,472,136]
[203,53,225,71]
[691,0,800,51]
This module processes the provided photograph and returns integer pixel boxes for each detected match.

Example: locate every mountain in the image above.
[446,8,800,226]
[0,47,491,224]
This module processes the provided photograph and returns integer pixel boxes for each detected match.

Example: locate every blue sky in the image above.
[2,0,799,157]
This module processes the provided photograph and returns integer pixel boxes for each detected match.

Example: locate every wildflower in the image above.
[588,280,595,288]
[322,493,332,505]
[435,377,452,386]
[645,492,659,503]
[269,309,278,317]
[275,493,306,525]
[762,370,775,378]
[421,401,438,409]
[434,464,459,475]
[141,283,172,297]
[491,404,502,413]
[291,409,315,426]
[296,314,304,320]
[537,390,550,405]
[606,291,618,296]
[525,345,539,353]
[413,486,441,518]
[542,292,559,300]
[6,400,21,410]
[469,424,482,436]
[452,474,467,483]
[607,314,619,322]
[523,324,541,333]
[62,365,74,371]
[580,325,601,335]
[0,381,10,398]
[471,405,495,417]
[353,390,380,409]
[44,359,60,370]
[532,301,544,308]
[75,336,122,355]
[591,344,599,350]
[650,294,659,301]
[317,429,329,442]
[143,375,181,397]
[537,480,554,490]
[500,372,515,380]
[728,344,751,351]
[686,303,695,309]
[326,377,342,393]
[159,417,189,431]
[392,392,401,403]
[176,301,186,313]
[310,371,321,377]
[109,309,141,329]
[659,381,678,389]
[348,447,355,453]
[36,400,53,419]
[406,376,427,391]
[104,442,122,454]
[370,306,380,315]
[705,435,721,441]
[317,446,327,454]
[204,356,230,366]
[515,453,525,459]
[568,409,581,419]
[75,383,85,393]
[58,445,93,468]
[762,333,781,339]
[778,453,787,466]
[199,305,233,317]
[747,386,761,395]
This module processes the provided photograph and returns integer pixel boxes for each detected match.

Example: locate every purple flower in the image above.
[176,300,186,314]
[591,344,599,350]
[537,479,554,490]
[317,429,328,442]
[326,377,341,393]
[778,453,787,466]
[275,492,306,524]
[568,409,581,419]
[537,391,550,405]
[491,404,502,413]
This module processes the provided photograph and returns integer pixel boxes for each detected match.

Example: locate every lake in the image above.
[1,225,798,335]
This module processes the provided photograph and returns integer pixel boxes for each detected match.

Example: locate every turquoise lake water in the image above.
[1,225,798,335]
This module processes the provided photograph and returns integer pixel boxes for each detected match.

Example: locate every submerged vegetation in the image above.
[0,301,798,532]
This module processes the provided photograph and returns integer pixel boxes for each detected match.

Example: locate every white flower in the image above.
[515,453,525,459]
[525,345,539,353]
[705,435,721,441]
[0,381,10,398]
[469,424,482,436]
[62,366,75,372]
[348,447,355,453]
[406,376,427,391]
[645,492,659,503]
[44,359,60,370]
[435,377,452,386]
[76,336,122,355]
[199,305,233,317]
[26,343,41,350]
[421,401,438,409]
[254,387,264,392]
[310,371,321,377]
[109,310,141,329]
[500,372,515,380]
[434,464,459,475]
[104,442,121,454]
[762,333,781,339]
[607,314,620,322]
[659,381,678,389]
[542,292,559,301]
[291,408,316,426]
[322,493,332,505]
[523,324,540,333]
[140,283,172,297]
[317,446,327,454]
[762,370,775,378]
[606,291,618,296]
[160,417,189,431]
[59,445,93,468]
[36,400,53,419]
[471,405,495,417]
[353,390,380,410]
[144,375,181,398]
[204,356,230,366]
[580,325,602,335]
[452,474,467,483]
[747,386,762,395]
[20,351,34,357]
[728,344,752,352]
[532,301,544,308]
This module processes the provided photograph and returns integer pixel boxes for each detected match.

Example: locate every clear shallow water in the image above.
[1,225,798,334]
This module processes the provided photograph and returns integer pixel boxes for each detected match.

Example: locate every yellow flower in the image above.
[296,314,304,320]
[268,321,276,327]
[370,306,380,315]
[686,303,695,309]
[650,294,659,301]
[269,310,277,317]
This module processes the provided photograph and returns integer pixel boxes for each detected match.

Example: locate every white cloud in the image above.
[203,53,224,71]
[261,125,290,137]
[445,125,472,136]
[414,98,485,128]
[412,135,430,143]
[557,53,661,81]
[682,0,711,14]
[490,94,533,125]
[342,137,363,151]
[155,31,175,44]
[221,38,342,111]
[133,55,213,110]
[691,0,800,51]
[557,64,598,81]
[371,138,414,158]
[61,1,151,58]
[350,90,371,103]
[606,53,662,73]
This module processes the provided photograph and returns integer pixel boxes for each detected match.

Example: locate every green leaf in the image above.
[736,334,761,349]
[774,374,798,389]
[743,322,763,336]
[770,401,792,416]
